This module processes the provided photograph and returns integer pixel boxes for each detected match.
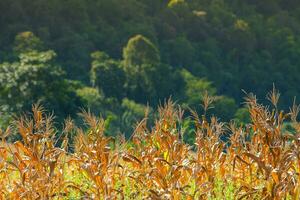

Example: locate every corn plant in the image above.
[0,90,299,199]
[71,110,122,199]
[2,105,76,199]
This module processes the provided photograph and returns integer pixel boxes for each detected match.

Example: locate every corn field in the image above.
[0,90,300,199]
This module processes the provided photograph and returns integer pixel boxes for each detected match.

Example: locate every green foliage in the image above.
[234,107,251,125]
[1,0,300,136]
[179,69,238,121]
[121,98,147,116]
[123,35,160,69]
[0,105,12,130]
[0,50,81,120]
[122,35,177,104]
[76,87,103,109]
[212,96,238,121]
[180,69,216,108]
[168,0,185,8]
[13,31,44,54]
[162,37,196,67]
[0,0,299,108]
[120,98,150,137]
[90,51,125,99]
[90,51,110,63]
[182,118,195,145]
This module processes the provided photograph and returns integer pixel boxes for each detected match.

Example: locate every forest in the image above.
[1,0,300,135]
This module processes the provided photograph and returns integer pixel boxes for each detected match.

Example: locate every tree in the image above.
[123,34,160,71]
[76,86,104,112]
[13,31,44,54]
[90,51,126,99]
[0,50,81,120]
[122,35,163,103]
[212,96,238,121]
[180,69,238,120]
[180,69,216,108]
[162,37,195,67]
[120,98,150,137]
[234,107,251,125]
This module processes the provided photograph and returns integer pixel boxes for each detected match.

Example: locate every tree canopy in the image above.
[0,0,300,136]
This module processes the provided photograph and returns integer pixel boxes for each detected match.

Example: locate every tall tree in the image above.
[123,34,160,69]
[13,31,44,54]
[90,51,126,99]
[122,35,161,103]
[0,50,81,119]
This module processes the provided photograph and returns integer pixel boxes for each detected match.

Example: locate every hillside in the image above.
[0,0,300,133]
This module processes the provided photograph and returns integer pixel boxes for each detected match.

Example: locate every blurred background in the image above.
[0,0,299,137]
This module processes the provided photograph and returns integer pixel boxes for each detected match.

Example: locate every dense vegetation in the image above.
[1,1,300,198]
[1,0,300,134]
[0,92,300,199]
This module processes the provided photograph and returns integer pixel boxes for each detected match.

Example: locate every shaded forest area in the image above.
[1,0,300,136]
